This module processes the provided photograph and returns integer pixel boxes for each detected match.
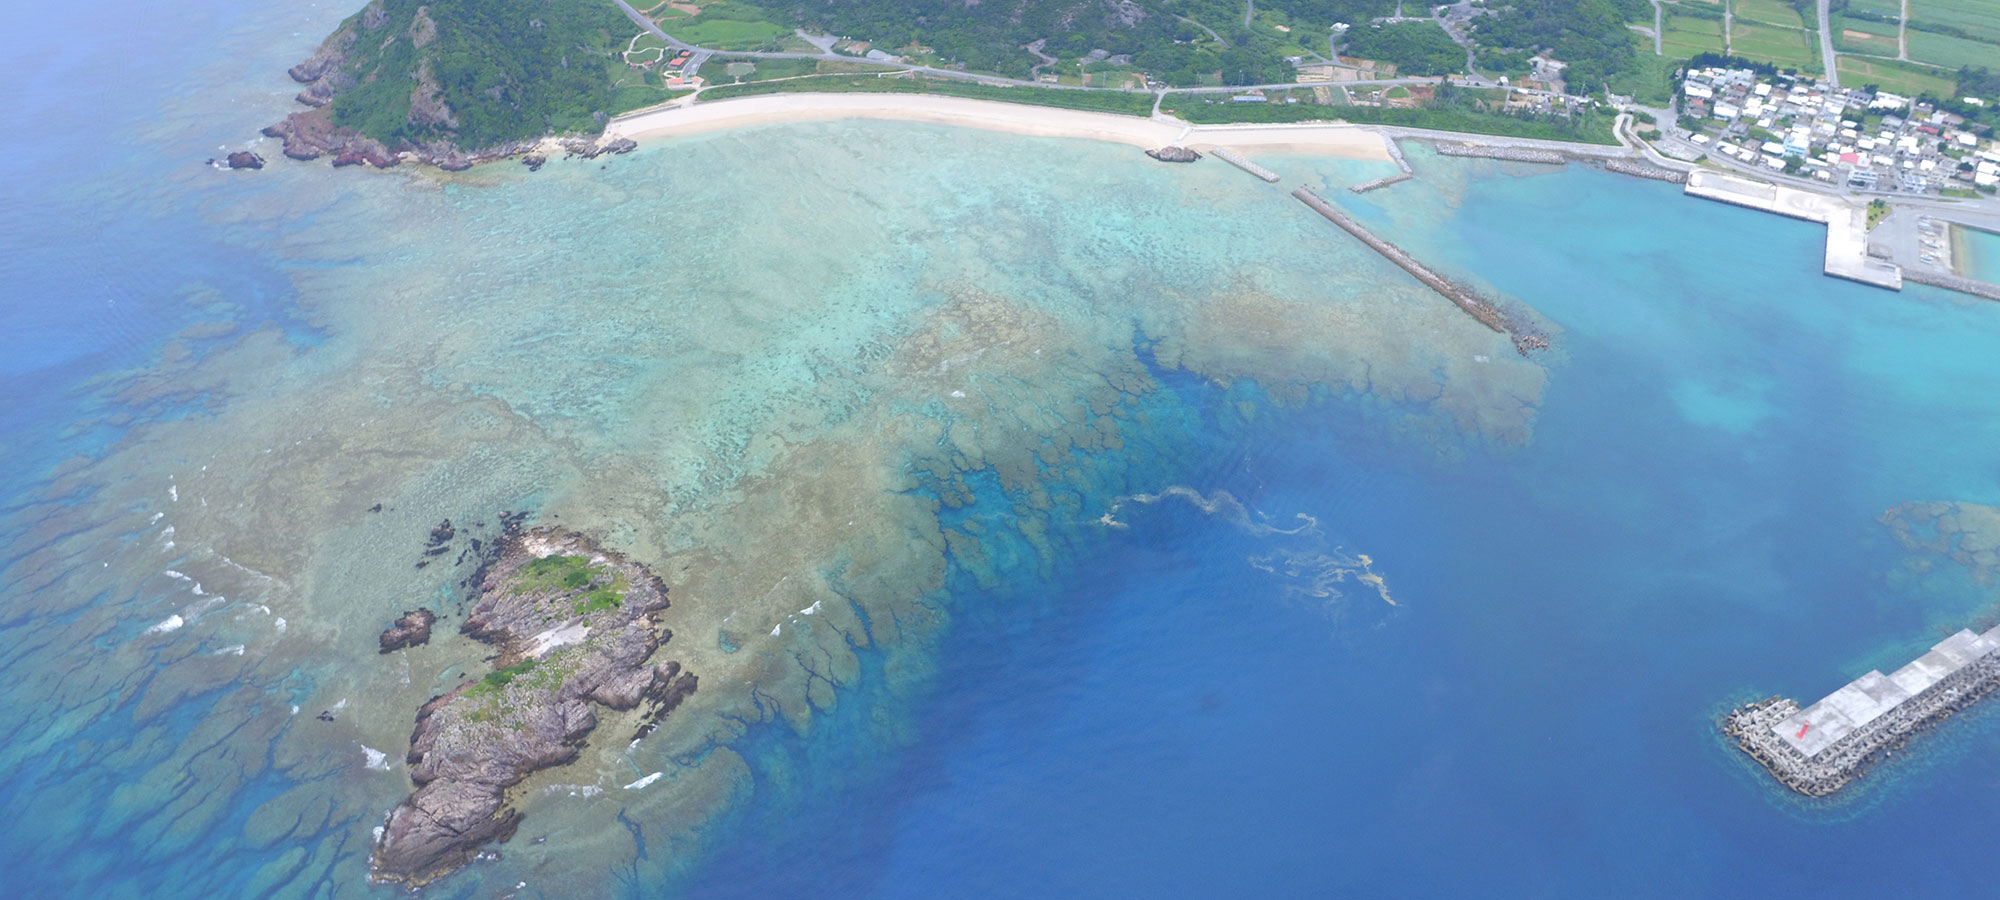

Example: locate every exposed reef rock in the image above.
[378,608,436,653]
[1145,146,1201,163]
[224,151,264,170]
[369,529,696,887]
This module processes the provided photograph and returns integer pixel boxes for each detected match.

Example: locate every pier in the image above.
[1210,148,1280,183]
[1294,187,1548,354]
[1684,170,1902,290]
[1725,623,2000,796]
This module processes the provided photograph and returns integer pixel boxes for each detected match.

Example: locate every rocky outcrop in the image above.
[378,608,437,653]
[224,151,264,170]
[369,529,696,888]
[1146,146,1201,163]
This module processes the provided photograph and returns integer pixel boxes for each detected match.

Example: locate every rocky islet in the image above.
[368,528,697,887]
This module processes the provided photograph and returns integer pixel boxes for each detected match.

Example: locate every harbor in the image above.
[1684,170,1903,290]
[1725,623,2000,796]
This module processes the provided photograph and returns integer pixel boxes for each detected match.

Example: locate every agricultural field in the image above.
[1832,15,1902,55]
[1732,0,1808,28]
[1909,0,2000,43]
[1908,30,2000,68]
[1836,56,1958,95]
[1842,0,1903,17]
[1731,20,1820,69]
[1664,14,1729,55]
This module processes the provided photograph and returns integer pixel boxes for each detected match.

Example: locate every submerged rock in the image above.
[377,608,436,653]
[369,528,696,888]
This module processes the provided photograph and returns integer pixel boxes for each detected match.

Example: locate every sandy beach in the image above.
[603,91,1393,161]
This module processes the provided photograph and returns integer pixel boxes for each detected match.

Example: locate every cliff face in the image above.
[369,529,697,887]
[265,0,635,169]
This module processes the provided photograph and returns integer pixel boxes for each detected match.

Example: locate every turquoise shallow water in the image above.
[7,2,2000,898]
[1961,226,2000,283]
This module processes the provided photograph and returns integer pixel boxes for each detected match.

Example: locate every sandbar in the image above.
[603,92,1393,161]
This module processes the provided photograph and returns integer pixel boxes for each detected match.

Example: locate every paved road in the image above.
[1650,0,1664,54]
[1818,0,1841,86]
[615,0,1463,100]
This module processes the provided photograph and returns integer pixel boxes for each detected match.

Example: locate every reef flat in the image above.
[370,528,696,886]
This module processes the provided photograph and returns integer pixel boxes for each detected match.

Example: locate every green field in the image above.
[1910,0,2000,42]
[1907,30,2000,68]
[1836,55,1958,95]
[1832,13,1904,54]
[1731,20,1821,69]
[1664,14,1728,54]
[1733,0,1809,28]
[1843,0,1903,17]
[664,3,792,50]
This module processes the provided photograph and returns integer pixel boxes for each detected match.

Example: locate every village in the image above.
[1661,64,1999,198]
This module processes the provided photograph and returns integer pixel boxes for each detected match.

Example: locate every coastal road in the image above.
[613,0,1450,99]
[1818,0,1841,86]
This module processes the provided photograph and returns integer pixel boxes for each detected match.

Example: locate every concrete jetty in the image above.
[1293,187,1558,355]
[1211,148,1280,183]
[1684,170,1902,290]
[1725,623,2000,796]
[1350,137,1414,194]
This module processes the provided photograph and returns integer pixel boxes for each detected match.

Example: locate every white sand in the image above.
[604,92,1392,161]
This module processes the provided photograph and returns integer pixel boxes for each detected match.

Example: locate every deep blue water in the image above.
[677,172,2000,898]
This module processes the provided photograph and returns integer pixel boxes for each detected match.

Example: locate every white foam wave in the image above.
[361,745,390,771]
[274,617,287,633]
[144,615,184,635]
[213,644,246,656]
[624,772,663,790]
[169,485,178,503]
[799,600,822,616]
[163,570,191,582]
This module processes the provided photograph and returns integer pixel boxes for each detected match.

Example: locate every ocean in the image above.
[5,2,2000,898]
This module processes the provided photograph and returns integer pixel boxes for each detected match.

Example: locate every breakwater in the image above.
[1906,269,2000,301]
[1600,158,1688,184]
[1211,148,1281,183]
[1293,187,1548,353]
[1432,143,1567,165]
[1350,138,1414,194]
[1724,623,2000,796]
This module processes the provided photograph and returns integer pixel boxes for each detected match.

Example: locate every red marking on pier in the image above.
[1796,722,1811,739]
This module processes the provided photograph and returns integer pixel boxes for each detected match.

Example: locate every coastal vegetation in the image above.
[1165,84,1619,144]
[1339,21,1468,77]
[700,74,1157,115]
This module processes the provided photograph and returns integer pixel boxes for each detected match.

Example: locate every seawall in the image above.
[1724,623,2000,796]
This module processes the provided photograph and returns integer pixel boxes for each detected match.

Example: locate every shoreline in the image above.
[601,92,1395,161]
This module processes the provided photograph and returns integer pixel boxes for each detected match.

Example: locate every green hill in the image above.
[291,0,638,149]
